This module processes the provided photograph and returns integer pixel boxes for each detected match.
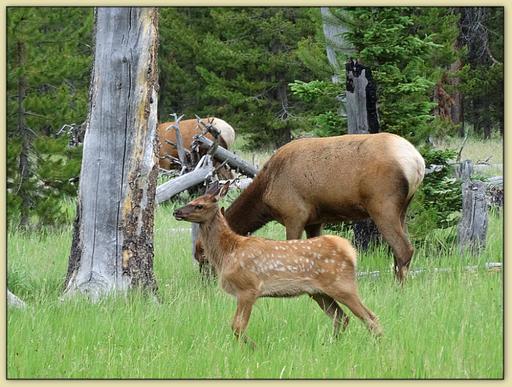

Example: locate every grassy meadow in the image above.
[7,197,503,379]
[7,134,504,379]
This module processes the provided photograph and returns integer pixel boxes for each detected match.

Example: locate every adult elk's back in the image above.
[157,117,235,178]
[197,133,425,282]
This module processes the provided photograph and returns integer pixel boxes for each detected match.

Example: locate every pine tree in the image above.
[7,7,93,227]
[158,7,320,149]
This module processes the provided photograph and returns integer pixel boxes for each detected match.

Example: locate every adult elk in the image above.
[157,117,235,178]
[174,182,382,346]
[196,133,425,282]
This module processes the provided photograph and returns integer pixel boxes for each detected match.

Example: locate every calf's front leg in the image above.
[231,292,257,348]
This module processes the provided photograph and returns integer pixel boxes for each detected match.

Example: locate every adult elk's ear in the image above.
[220,207,225,216]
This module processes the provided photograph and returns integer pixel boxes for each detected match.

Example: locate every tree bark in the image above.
[156,156,214,204]
[344,59,381,248]
[457,181,488,254]
[16,40,30,228]
[8,289,26,309]
[63,8,160,300]
[195,136,258,177]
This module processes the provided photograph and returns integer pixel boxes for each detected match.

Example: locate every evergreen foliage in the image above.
[158,7,320,149]
[408,147,462,241]
[7,7,93,227]
[6,6,503,229]
[457,8,504,137]
[335,7,460,143]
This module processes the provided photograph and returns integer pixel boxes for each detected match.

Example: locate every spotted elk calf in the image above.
[173,182,382,346]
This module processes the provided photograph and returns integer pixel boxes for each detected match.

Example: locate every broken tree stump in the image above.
[457,160,488,253]
[353,219,381,250]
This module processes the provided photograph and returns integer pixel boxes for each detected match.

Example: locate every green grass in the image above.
[7,200,503,379]
[435,135,503,177]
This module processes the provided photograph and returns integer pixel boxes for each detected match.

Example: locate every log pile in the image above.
[156,115,258,204]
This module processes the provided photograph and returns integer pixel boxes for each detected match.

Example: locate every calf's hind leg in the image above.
[310,293,349,336]
[327,287,382,337]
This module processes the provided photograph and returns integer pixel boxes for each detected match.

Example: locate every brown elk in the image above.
[157,117,235,178]
[174,182,382,346]
[196,133,425,282]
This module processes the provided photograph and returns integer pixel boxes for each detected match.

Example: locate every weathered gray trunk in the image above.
[8,289,26,309]
[63,8,159,300]
[320,7,354,84]
[16,40,30,228]
[458,181,488,253]
[321,7,354,117]
[346,67,369,134]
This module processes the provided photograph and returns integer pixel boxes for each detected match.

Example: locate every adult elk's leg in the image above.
[305,224,323,238]
[368,203,414,283]
[231,291,257,348]
[310,293,349,336]
[282,207,311,240]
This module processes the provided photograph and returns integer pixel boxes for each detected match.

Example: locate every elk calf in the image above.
[174,182,382,346]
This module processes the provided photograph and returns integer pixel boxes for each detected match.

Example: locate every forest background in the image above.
[6,6,504,229]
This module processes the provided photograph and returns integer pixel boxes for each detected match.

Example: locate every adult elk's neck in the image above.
[224,178,272,236]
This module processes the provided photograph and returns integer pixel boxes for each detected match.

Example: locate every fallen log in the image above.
[194,135,258,177]
[8,289,26,309]
[156,155,214,204]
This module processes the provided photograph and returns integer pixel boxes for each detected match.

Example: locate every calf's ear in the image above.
[217,182,230,199]
[205,180,221,196]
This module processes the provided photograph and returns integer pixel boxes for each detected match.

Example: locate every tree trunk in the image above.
[321,8,381,248]
[320,8,355,120]
[16,40,30,228]
[345,59,381,248]
[63,8,160,300]
[458,181,488,254]
[321,7,354,84]
[8,289,26,309]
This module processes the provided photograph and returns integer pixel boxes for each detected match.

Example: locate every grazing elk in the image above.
[196,133,425,282]
[174,182,382,346]
[157,117,235,178]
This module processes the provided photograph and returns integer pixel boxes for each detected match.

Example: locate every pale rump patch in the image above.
[389,135,425,199]
[211,118,236,148]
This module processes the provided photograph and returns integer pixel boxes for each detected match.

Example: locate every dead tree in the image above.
[156,155,215,204]
[8,289,26,309]
[63,8,160,301]
[345,58,382,249]
[457,160,488,253]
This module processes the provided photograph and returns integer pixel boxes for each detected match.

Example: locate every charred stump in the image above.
[345,58,381,249]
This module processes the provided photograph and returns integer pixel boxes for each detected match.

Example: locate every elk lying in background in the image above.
[196,133,425,282]
[174,182,382,346]
[157,117,235,178]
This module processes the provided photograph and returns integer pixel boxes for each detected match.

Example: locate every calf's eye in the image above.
[195,205,204,209]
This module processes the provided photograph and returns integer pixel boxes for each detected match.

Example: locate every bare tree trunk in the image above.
[63,8,160,300]
[321,8,381,248]
[16,40,30,228]
[321,7,354,84]
[321,7,355,118]
[8,289,26,309]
